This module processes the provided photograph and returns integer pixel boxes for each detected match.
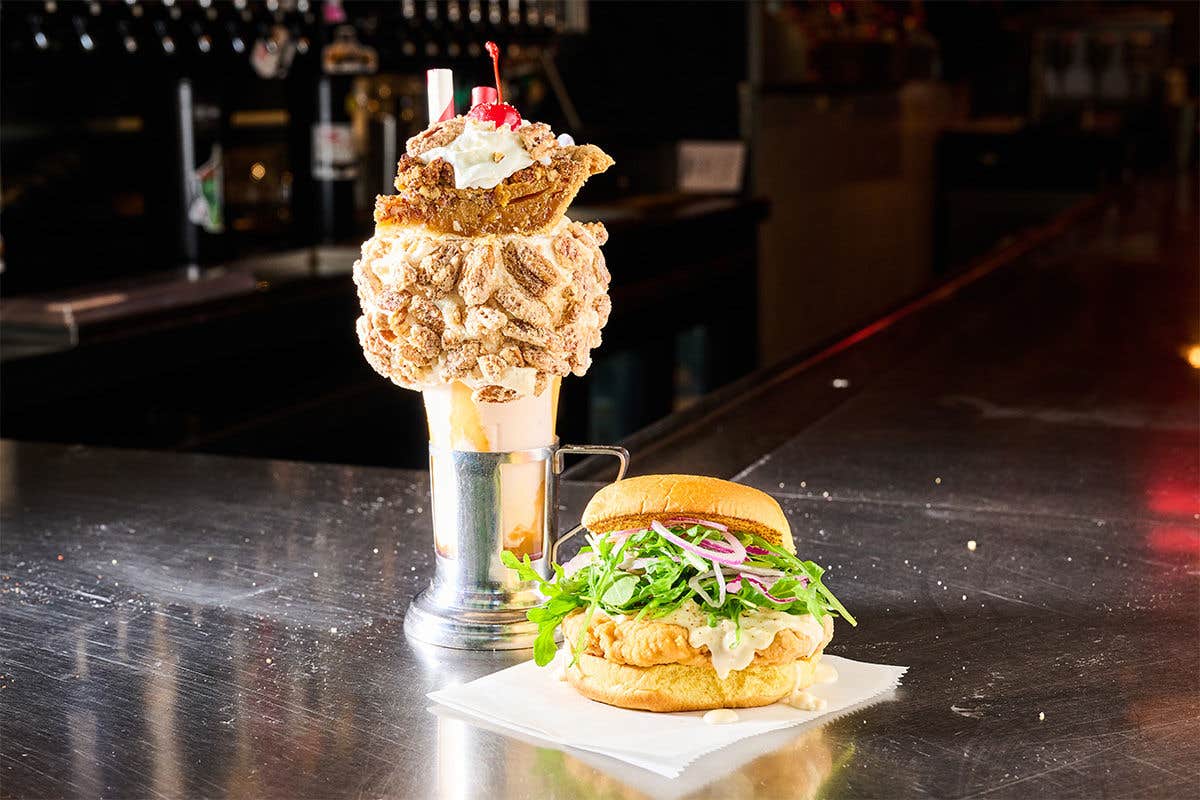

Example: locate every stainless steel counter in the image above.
[1,179,1198,798]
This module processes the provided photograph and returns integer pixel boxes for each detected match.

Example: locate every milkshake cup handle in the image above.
[549,444,630,566]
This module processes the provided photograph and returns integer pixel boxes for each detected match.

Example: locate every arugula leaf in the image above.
[600,574,638,607]
[533,622,558,667]
[500,550,551,591]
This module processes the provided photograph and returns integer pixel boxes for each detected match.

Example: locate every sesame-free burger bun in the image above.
[565,652,821,712]
[582,474,794,554]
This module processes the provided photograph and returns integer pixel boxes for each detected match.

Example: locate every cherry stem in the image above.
[485,41,503,105]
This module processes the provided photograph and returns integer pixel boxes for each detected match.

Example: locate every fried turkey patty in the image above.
[560,609,833,669]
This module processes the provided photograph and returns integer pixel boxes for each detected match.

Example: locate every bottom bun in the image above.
[566,653,820,712]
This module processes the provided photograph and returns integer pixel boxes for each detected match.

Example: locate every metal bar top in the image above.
[1,179,1197,798]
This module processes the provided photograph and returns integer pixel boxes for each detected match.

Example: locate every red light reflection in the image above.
[1147,525,1200,560]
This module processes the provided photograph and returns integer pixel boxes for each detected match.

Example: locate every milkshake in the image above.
[352,45,614,568]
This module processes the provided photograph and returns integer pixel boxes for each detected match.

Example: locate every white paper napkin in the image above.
[428,654,907,778]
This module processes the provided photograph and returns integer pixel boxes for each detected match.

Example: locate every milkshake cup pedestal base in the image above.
[404,589,541,650]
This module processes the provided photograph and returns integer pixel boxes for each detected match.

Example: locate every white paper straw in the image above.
[426,68,455,125]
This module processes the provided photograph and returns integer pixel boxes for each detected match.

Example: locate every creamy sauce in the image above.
[786,690,827,711]
[549,648,569,682]
[658,601,826,680]
[702,709,739,725]
[419,118,534,189]
[813,661,839,684]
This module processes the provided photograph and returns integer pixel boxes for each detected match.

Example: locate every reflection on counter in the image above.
[432,707,844,800]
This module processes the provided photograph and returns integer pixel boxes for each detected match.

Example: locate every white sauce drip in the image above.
[658,601,826,680]
[702,709,739,725]
[419,118,534,189]
[814,661,839,684]
[548,647,569,682]
[786,690,827,711]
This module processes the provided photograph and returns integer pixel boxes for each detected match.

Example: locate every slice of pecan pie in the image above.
[374,117,614,237]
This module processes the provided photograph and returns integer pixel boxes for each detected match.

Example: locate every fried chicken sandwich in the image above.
[503,474,856,712]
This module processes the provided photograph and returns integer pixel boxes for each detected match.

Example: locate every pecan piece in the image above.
[498,345,525,367]
[581,221,609,246]
[408,295,444,333]
[502,241,559,299]
[553,228,588,268]
[592,294,612,326]
[472,384,518,403]
[415,243,462,298]
[501,319,552,348]
[458,244,498,305]
[495,285,552,328]
[516,122,557,162]
[521,346,569,375]
[476,354,508,383]
[441,342,481,380]
[399,323,440,363]
[464,305,508,337]
[353,260,384,296]
[376,290,411,313]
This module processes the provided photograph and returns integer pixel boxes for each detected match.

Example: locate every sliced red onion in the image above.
[745,545,771,556]
[604,528,641,544]
[713,563,727,605]
[698,539,735,554]
[726,576,743,592]
[743,574,800,604]
[664,517,729,532]
[727,563,786,578]
[652,520,745,566]
[717,530,747,564]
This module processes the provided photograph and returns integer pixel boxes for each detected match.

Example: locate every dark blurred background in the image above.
[2,0,1197,468]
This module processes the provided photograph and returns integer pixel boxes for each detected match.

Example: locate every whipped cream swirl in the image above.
[418,118,537,190]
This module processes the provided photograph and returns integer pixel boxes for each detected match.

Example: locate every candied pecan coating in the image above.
[354,218,610,400]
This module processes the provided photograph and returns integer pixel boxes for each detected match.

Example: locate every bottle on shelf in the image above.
[312,0,377,244]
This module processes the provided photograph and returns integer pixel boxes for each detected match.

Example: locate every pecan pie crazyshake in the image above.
[355,116,613,413]
[352,47,613,557]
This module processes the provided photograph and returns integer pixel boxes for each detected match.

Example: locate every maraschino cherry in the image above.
[467,41,521,130]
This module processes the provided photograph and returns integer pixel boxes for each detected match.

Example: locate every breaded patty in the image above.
[560,609,833,669]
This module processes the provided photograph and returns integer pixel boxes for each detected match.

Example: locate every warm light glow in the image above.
[1186,345,1200,369]
[249,162,266,181]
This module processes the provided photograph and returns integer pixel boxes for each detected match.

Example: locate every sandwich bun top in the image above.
[582,474,795,554]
